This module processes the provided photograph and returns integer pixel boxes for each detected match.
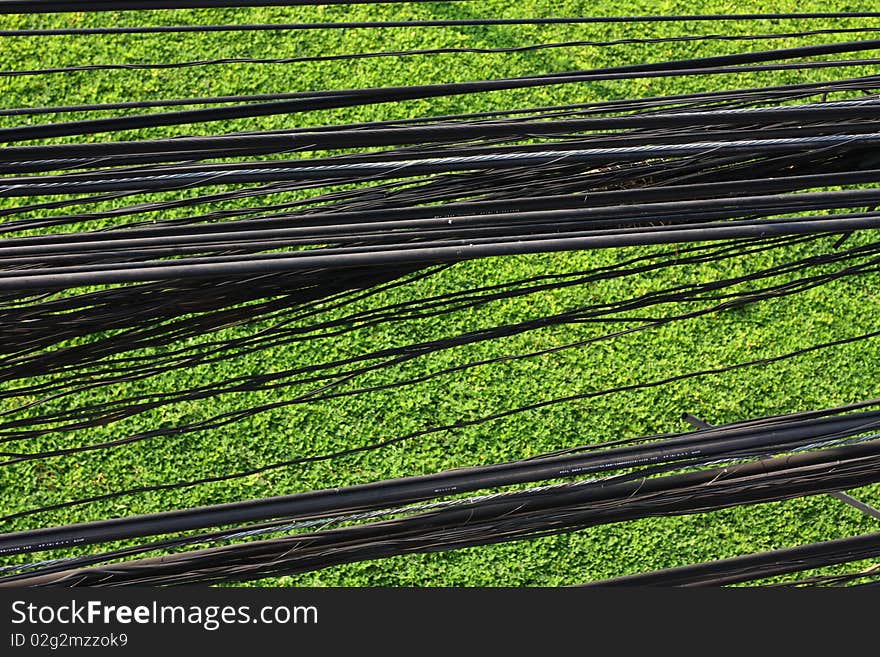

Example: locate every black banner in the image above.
[0,587,873,654]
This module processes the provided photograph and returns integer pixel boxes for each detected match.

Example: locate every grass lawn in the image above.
[1,1,879,585]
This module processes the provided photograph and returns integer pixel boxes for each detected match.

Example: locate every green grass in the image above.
[1,1,880,586]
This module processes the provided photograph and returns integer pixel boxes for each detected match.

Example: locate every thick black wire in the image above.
[4,212,880,290]
[1,408,876,557]
[5,101,878,162]
[14,437,880,587]
[581,531,880,586]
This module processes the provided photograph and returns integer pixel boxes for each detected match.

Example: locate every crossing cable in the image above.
[4,14,880,37]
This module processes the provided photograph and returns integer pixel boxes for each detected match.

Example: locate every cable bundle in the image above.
[2,402,880,585]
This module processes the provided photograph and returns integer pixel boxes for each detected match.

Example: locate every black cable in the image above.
[0,0,468,12]
[3,212,880,290]
[6,321,877,525]
[14,436,880,586]
[3,100,878,163]
[5,14,880,37]
[2,408,876,557]
[580,532,880,586]
[6,37,880,141]
[4,28,880,78]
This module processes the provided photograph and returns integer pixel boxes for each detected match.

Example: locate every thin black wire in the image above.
[5,14,880,37]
